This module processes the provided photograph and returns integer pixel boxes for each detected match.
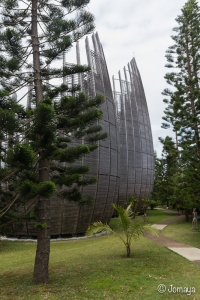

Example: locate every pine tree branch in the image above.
[17,88,34,104]
[0,168,20,183]
[0,193,20,218]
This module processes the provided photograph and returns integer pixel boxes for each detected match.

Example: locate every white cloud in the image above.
[86,0,193,156]
[17,0,195,157]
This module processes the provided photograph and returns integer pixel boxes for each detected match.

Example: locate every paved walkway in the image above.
[145,213,200,267]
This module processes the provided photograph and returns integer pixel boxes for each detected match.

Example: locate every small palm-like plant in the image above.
[86,204,158,257]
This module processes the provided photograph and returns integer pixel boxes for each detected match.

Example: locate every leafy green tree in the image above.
[0,0,107,283]
[178,157,200,220]
[148,199,157,210]
[141,197,151,212]
[152,137,179,207]
[86,204,157,258]
[151,151,165,204]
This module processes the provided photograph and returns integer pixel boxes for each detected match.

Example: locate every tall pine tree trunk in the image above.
[33,160,50,284]
[32,0,51,284]
[175,130,180,161]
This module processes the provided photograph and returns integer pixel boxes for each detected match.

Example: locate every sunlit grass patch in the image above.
[0,229,200,299]
[163,220,200,248]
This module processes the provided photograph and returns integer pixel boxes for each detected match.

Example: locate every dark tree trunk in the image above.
[126,243,131,258]
[32,0,50,284]
[33,194,50,283]
[185,209,190,222]
[33,158,50,283]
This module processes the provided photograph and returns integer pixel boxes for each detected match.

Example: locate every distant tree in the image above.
[0,0,107,283]
[151,151,165,204]
[178,157,200,220]
[86,204,157,258]
[152,137,179,207]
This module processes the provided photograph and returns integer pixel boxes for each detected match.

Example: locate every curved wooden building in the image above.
[10,34,154,237]
[113,58,154,207]
[17,33,120,237]
[53,33,120,235]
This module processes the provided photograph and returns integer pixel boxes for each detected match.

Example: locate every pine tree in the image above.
[151,151,166,204]
[0,92,31,230]
[0,0,107,283]
[163,0,200,155]
[162,0,200,212]
[152,138,179,207]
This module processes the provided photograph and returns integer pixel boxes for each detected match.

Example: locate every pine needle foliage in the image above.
[152,138,180,207]
[161,0,200,211]
[0,0,107,283]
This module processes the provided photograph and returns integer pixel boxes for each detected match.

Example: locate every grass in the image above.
[0,209,200,300]
[163,219,200,249]
[142,208,179,224]
[109,208,177,231]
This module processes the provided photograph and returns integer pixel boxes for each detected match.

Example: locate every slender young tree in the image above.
[86,204,157,258]
[0,0,107,283]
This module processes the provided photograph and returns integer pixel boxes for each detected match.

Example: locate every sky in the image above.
[15,0,195,157]
[82,0,196,157]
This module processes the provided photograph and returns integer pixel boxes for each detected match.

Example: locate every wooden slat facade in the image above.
[10,33,154,237]
[113,58,154,208]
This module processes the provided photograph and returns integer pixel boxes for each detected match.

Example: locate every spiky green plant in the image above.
[86,204,158,258]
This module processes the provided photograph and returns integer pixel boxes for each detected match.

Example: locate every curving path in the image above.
[145,213,200,267]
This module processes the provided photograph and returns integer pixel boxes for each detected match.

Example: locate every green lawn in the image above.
[0,209,200,300]
[163,219,200,249]
[109,208,177,231]
[141,208,179,224]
